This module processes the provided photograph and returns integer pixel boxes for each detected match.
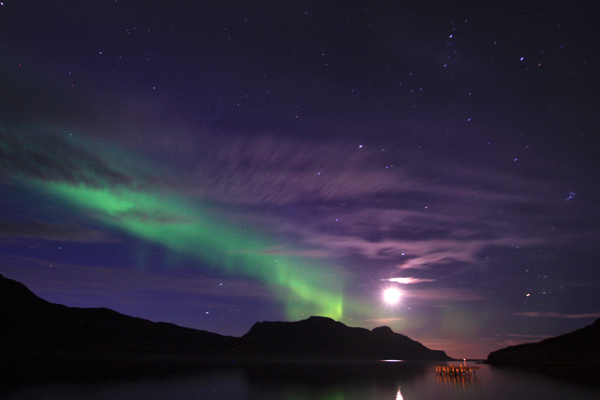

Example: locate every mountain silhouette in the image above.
[0,273,234,358]
[0,273,452,370]
[486,318,600,366]
[241,317,452,361]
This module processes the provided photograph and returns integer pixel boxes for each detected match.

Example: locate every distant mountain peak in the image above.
[371,326,394,335]
[242,316,453,361]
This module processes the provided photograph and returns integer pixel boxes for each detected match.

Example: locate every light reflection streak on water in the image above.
[396,386,404,400]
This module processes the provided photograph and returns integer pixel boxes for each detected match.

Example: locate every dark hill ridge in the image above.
[0,273,234,358]
[0,273,452,362]
[486,318,600,366]
[242,317,452,361]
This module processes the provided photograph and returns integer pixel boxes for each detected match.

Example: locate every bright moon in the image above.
[383,287,402,305]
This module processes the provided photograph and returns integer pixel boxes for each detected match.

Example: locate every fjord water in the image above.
[3,361,599,400]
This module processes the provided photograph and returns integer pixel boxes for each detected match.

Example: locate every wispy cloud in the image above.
[404,288,487,302]
[0,220,115,243]
[382,277,435,284]
[0,254,275,305]
[515,312,600,319]
[506,333,554,339]
[186,135,400,205]
[361,317,405,324]
[301,229,538,272]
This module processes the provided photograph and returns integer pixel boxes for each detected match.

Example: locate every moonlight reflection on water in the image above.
[2,361,599,400]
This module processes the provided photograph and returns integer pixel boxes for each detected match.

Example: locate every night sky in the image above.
[1,1,598,359]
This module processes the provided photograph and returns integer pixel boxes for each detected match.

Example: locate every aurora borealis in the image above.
[1,128,353,320]
[1,1,599,359]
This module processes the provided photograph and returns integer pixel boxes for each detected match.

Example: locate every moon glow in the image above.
[383,287,402,305]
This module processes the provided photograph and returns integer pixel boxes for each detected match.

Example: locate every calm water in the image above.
[3,361,599,400]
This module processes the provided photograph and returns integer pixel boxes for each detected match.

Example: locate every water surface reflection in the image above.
[3,361,599,400]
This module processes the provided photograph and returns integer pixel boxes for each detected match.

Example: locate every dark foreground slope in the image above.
[0,273,235,359]
[486,319,600,366]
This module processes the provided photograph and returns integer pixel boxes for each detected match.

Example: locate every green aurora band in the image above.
[1,126,361,320]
